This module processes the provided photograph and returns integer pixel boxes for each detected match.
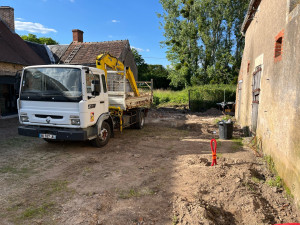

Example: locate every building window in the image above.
[275,37,283,57]
[247,61,250,73]
[274,30,284,62]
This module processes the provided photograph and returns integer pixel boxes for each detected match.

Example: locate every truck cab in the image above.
[18,65,113,146]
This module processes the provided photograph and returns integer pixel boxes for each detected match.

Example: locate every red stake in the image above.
[211,139,217,166]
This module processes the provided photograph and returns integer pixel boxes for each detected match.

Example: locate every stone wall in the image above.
[0,62,23,76]
[237,0,300,207]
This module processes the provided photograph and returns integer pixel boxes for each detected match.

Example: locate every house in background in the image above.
[0,6,138,117]
[0,6,51,117]
[237,0,300,207]
[48,29,138,81]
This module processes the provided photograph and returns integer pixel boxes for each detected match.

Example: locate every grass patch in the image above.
[264,155,276,174]
[46,180,70,196]
[216,139,222,147]
[153,89,188,107]
[2,137,33,148]
[283,183,293,199]
[266,176,282,188]
[242,181,256,192]
[232,138,243,150]
[251,176,264,184]
[0,166,31,175]
[262,155,294,199]
[118,187,155,199]
[6,179,74,224]
[153,84,236,111]
[172,215,178,225]
[21,202,55,219]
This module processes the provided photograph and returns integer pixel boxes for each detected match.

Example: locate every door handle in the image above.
[100,101,105,104]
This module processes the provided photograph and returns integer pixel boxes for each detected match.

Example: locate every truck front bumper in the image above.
[18,125,95,141]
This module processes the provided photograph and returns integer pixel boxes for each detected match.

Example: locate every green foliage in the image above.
[142,64,171,89]
[173,215,178,225]
[158,0,249,87]
[132,48,171,89]
[131,48,145,66]
[264,155,276,174]
[266,176,283,188]
[153,84,236,111]
[251,176,264,184]
[263,155,294,199]
[21,203,55,219]
[188,84,236,111]
[0,166,31,175]
[153,89,189,107]
[216,153,223,158]
[21,33,59,45]
[232,138,243,150]
[118,187,155,199]
[283,183,293,199]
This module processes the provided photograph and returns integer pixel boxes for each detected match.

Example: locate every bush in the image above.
[153,84,236,111]
[189,84,236,112]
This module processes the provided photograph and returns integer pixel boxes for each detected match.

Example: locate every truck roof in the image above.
[23,64,105,74]
[23,64,90,70]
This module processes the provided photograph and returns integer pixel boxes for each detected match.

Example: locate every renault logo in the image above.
[46,116,51,124]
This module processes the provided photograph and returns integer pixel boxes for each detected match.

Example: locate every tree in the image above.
[158,0,248,87]
[132,48,145,66]
[132,48,170,89]
[21,33,59,45]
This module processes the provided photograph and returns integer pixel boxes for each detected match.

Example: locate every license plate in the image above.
[225,109,231,112]
[39,133,56,139]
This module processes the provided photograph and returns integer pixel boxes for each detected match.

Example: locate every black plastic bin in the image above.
[218,121,233,139]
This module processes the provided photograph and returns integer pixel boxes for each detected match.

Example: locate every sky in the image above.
[1,0,169,66]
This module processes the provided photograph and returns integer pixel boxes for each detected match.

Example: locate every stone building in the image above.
[49,29,138,81]
[237,0,300,207]
[0,6,137,117]
[0,6,49,117]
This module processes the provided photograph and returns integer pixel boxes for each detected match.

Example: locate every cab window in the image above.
[101,74,107,93]
[86,73,100,94]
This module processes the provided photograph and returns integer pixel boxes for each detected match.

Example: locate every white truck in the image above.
[18,58,152,147]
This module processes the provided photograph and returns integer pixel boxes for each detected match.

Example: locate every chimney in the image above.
[0,6,14,32]
[72,29,83,42]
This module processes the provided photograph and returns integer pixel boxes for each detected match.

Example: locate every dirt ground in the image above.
[0,108,299,225]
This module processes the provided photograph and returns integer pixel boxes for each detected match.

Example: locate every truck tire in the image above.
[135,110,145,129]
[92,121,111,147]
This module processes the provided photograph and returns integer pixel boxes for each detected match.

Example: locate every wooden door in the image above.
[251,66,262,133]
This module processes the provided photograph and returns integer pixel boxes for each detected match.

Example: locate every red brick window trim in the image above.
[274,30,284,62]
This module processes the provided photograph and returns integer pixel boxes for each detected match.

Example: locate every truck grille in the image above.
[35,114,63,119]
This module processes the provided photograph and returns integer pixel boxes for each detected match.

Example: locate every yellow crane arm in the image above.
[96,53,140,97]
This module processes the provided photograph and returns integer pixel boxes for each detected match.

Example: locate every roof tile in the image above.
[60,40,129,65]
[0,20,45,65]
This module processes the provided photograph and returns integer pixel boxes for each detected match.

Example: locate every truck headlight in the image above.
[70,115,80,125]
[20,113,29,122]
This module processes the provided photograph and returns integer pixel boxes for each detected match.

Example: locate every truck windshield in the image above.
[20,67,82,102]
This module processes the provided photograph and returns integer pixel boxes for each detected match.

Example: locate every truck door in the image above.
[86,73,106,126]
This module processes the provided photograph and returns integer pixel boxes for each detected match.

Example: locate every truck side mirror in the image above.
[91,80,100,96]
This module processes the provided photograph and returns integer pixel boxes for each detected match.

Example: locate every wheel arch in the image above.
[96,112,114,138]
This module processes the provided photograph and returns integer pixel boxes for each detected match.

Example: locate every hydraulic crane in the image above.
[96,53,140,97]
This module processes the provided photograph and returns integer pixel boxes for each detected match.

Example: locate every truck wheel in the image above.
[92,121,111,147]
[135,110,145,129]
